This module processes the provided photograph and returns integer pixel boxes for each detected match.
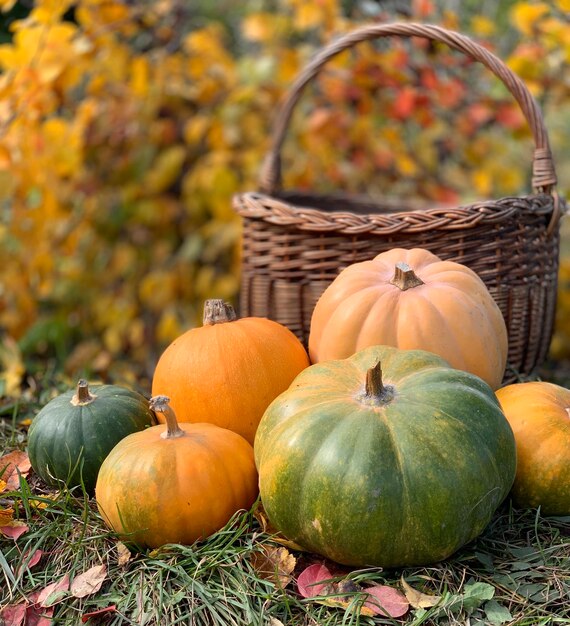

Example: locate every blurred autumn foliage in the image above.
[0,0,568,389]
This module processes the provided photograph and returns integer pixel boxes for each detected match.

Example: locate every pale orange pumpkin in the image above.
[309,248,508,389]
[496,381,570,515]
[152,299,310,444]
[95,395,259,548]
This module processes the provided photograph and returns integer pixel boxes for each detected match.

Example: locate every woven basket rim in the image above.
[233,190,559,235]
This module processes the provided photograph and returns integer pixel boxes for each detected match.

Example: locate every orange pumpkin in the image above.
[308,248,508,389]
[496,381,570,515]
[152,299,310,444]
[95,396,259,548]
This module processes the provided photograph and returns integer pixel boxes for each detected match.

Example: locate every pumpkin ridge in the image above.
[357,288,400,351]
[405,290,470,372]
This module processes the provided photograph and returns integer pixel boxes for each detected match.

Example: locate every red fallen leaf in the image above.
[25,604,54,626]
[17,549,43,576]
[37,573,71,607]
[0,603,27,626]
[0,522,29,539]
[363,585,409,618]
[81,605,117,623]
[297,563,334,598]
[0,450,31,490]
[391,87,417,120]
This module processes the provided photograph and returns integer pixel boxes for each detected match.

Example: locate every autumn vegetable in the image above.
[27,380,155,493]
[95,395,258,548]
[255,345,516,568]
[151,299,310,444]
[308,247,508,389]
[496,381,570,515]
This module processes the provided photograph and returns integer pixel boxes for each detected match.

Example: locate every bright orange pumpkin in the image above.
[95,396,259,548]
[496,381,570,515]
[309,247,508,389]
[152,299,310,444]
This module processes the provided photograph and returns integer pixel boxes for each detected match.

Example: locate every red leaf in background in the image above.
[363,585,409,617]
[0,451,31,490]
[413,0,434,17]
[391,87,417,120]
[0,522,29,540]
[0,603,27,626]
[438,78,466,108]
[297,563,334,598]
[37,573,71,607]
[468,103,493,127]
[496,104,526,130]
[420,67,439,90]
[25,605,54,626]
[81,605,117,623]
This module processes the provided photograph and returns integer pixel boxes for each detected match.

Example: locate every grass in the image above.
[2,368,570,626]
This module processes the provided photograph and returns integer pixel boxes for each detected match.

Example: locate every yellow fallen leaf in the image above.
[0,506,14,526]
[400,576,442,609]
[117,541,132,567]
[250,545,296,588]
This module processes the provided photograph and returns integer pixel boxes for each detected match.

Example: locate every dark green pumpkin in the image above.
[28,380,155,493]
[254,345,516,568]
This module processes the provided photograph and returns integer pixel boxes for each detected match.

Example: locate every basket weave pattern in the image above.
[233,23,565,381]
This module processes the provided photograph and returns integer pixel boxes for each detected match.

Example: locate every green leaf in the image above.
[462,582,495,613]
[484,600,512,625]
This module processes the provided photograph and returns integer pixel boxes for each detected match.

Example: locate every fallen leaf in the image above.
[0,603,26,626]
[400,576,441,608]
[17,549,43,576]
[25,603,54,626]
[71,564,107,598]
[116,541,132,567]
[0,478,6,493]
[0,521,29,539]
[297,563,334,598]
[316,579,376,616]
[37,573,71,607]
[250,545,296,588]
[0,506,14,526]
[81,605,116,623]
[19,418,33,427]
[0,450,31,490]
[363,585,409,618]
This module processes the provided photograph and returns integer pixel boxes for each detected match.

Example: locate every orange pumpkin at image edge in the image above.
[496,381,570,515]
[151,299,310,444]
[308,247,508,390]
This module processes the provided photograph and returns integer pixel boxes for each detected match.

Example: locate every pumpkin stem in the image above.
[71,379,96,406]
[203,299,237,325]
[149,395,186,439]
[390,262,424,291]
[363,361,395,406]
[365,361,385,398]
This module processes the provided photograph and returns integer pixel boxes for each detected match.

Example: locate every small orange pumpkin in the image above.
[309,247,508,389]
[95,396,259,548]
[152,299,310,444]
[496,381,570,515]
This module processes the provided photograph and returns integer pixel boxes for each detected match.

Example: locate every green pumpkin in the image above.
[254,346,516,568]
[28,380,155,493]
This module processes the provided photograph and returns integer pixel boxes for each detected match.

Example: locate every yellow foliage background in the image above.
[0,0,568,387]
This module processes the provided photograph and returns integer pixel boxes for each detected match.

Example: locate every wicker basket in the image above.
[233,22,565,381]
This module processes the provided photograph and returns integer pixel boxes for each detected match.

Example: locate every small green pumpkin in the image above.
[255,345,517,568]
[28,380,155,493]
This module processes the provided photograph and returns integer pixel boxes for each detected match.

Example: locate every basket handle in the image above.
[259,22,558,197]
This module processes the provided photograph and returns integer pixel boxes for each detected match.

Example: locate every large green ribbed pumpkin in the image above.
[28,380,155,493]
[254,346,516,568]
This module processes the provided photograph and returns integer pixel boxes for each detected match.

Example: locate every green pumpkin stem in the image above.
[203,299,237,326]
[71,379,96,406]
[390,262,424,291]
[149,395,186,439]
